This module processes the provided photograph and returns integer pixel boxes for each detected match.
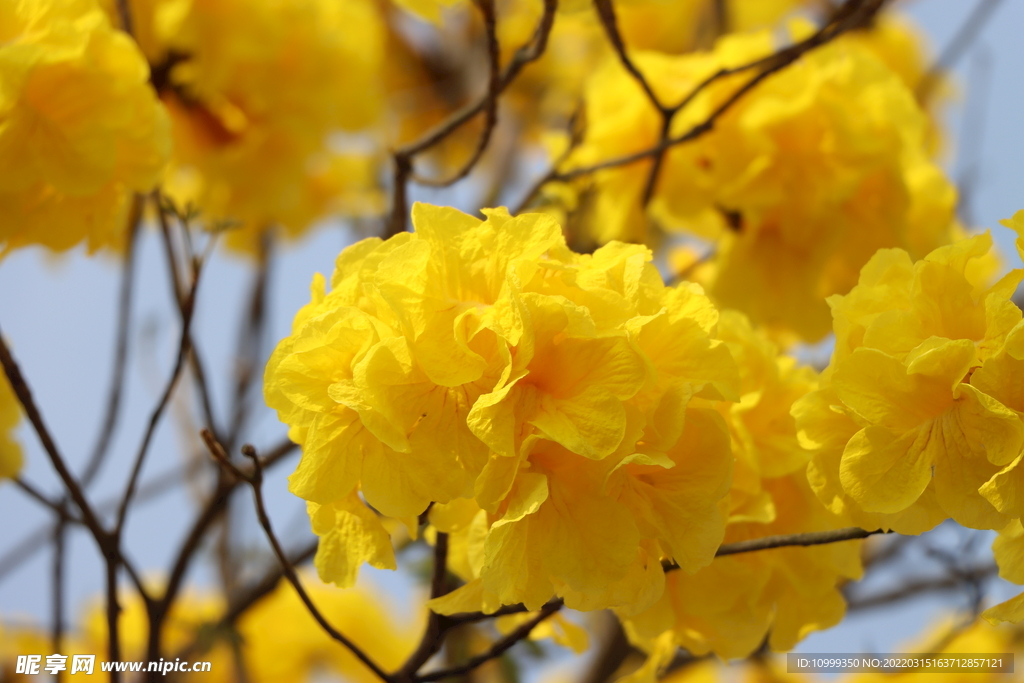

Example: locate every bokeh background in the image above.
[1,0,1023,674]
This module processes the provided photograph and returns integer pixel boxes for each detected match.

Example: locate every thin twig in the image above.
[82,197,142,487]
[0,330,111,544]
[12,478,82,524]
[113,267,201,539]
[0,443,298,584]
[207,437,392,683]
[593,0,666,113]
[399,532,452,679]
[416,600,564,682]
[553,0,888,184]
[173,538,318,660]
[115,0,133,35]
[225,230,272,451]
[411,0,501,188]
[663,527,888,571]
[51,514,66,655]
[916,0,1005,102]
[386,0,558,236]
[847,564,998,612]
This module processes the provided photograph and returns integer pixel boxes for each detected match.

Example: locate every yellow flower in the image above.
[269,203,739,606]
[622,473,863,660]
[0,370,21,480]
[8,575,415,683]
[0,0,170,255]
[715,309,818,523]
[983,519,1024,625]
[613,309,857,660]
[796,227,1024,532]
[128,0,387,250]
[565,24,955,341]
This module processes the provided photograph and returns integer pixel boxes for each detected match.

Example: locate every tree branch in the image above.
[553,0,888,185]
[846,563,998,612]
[385,0,558,236]
[411,0,501,189]
[663,527,888,571]
[917,0,1004,102]
[204,435,392,683]
[416,600,564,682]
[113,263,201,540]
[399,531,452,680]
[81,196,142,487]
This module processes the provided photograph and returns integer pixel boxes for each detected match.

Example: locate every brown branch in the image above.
[115,0,133,35]
[917,0,1005,102]
[82,197,142,486]
[398,532,452,680]
[225,230,272,451]
[416,600,564,682]
[113,265,201,539]
[663,527,888,571]
[847,564,998,612]
[0,333,109,544]
[205,437,392,683]
[411,0,501,188]
[580,614,633,683]
[716,526,887,556]
[51,515,67,654]
[554,0,888,185]
[173,538,318,661]
[593,0,666,113]
[12,478,82,525]
[386,0,558,236]
[0,442,297,585]
[110,215,201,672]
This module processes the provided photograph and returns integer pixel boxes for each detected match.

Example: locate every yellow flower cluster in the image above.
[0,0,170,255]
[619,314,859,662]
[117,0,388,251]
[0,370,21,480]
[267,203,862,657]
[563,20,955,341]
[266,202,741,612]
[0,577,416,683]
[795,218,1024,536]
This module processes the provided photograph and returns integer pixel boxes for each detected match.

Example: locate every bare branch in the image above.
[416,600,564,682]
[0,330,110,547]
[399,531,452,679]
[411,0,501,189]
[663,527,888,571]
[593,0,665,112]
[847,564,998,612]
[82,197,143,486]
[553,0,888,184]
[113,262,201,539]
[173,539,318,661]
[917,0,1004,102]
[207,438,392,683]
[386,0,558,236]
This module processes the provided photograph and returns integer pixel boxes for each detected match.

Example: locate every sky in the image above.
[1,0,1023,672]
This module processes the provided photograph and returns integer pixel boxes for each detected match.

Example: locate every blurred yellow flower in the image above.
[0,0,170,255]
[565,22,955,341]
[0,369,21,480]
[121,0,387,251]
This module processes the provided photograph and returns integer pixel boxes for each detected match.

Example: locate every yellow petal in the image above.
[840,425,934,514]
[309,493,397,588]
[983,591,1024,625]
